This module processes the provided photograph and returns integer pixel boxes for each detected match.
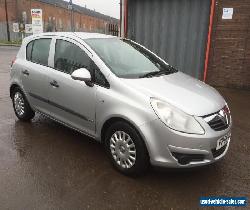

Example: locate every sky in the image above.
[64,0,120,19]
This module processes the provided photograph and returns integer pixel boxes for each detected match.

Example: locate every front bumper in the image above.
[138,116,232,168]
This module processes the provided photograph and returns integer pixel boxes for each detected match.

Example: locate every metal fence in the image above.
[0,21,119,42]
[108,23,119,36]
[0,22,22,41]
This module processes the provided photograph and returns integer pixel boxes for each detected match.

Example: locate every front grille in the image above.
[211,144,227,158]
[203,106,230,131]
[207,116,229,131]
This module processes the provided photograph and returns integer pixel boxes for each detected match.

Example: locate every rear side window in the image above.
[26,38,51,66]
[54,40,92,74]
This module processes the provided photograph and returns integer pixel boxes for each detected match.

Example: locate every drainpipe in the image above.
[68,0,74,32]
[203,0,216,82]
[119,0,122,37]
[124,0,128,38]
[4,0,10,41]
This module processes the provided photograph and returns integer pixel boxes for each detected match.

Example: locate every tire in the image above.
[104,121,149,176]
[11,87,35,121]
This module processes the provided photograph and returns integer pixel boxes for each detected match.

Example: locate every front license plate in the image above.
[216,133,231,150]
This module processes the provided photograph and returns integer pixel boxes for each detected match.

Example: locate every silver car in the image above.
[10,32,232,176]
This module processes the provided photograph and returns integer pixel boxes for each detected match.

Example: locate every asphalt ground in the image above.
[0,46,249,209]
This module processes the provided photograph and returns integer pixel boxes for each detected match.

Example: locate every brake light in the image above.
[11,57,16,67]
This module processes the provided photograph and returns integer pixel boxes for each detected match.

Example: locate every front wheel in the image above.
[11,87,35,121]
[104,121,149,176]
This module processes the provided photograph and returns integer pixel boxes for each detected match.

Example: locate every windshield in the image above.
[84,38,177,78]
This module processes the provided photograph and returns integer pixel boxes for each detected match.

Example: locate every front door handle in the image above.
[22,70,29,76]
[50,80,59,88]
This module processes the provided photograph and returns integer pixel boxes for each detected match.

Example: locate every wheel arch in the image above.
[102,117,134,140]
[100,117,150,157]
[10,83,21,98]
[10,83,32,109]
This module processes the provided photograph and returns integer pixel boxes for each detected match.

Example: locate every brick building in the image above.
[206,0,250,89]
[120,0,250,89]
[0,0,119,41]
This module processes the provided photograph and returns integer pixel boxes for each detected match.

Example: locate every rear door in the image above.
[22,38,53,114]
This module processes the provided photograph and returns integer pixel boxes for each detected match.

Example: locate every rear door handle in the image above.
[50,80,59,88]
[22,70,29,76]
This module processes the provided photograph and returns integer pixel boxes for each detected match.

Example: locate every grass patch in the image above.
[0,40,22,45]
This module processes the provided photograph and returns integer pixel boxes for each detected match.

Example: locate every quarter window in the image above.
[91,62,109,88]
[26,41,33,61]
[54,40,92,75]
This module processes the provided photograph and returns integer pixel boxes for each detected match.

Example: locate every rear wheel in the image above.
[11,87,35,121]
[104,121,149,176]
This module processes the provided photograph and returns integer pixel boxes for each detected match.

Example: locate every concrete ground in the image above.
[0,46,249,210]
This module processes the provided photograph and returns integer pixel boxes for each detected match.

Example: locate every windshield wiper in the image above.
[139,69,170,78]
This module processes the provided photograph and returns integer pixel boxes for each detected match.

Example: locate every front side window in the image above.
[54,40,92,75]
[85,38,177,78]
[30,38,51,66]
[54,39,109,88]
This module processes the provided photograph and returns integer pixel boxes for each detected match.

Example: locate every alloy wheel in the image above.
[14,92,25,116]
[110,131,136,169]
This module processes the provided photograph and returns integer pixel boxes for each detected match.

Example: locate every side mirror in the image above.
[71,68,91,82]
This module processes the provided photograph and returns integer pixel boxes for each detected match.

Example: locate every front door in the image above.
[47,38,96,136]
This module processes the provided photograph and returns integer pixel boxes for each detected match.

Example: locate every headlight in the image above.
[150,98,204,135]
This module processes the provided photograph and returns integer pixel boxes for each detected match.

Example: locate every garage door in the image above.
[127,0,211,79]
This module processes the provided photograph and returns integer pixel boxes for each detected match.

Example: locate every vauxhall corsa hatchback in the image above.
[10,32,232,176]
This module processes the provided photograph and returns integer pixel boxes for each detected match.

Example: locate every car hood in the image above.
[121,72,225,116]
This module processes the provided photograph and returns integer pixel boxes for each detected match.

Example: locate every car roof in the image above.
[28,32,116,40]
